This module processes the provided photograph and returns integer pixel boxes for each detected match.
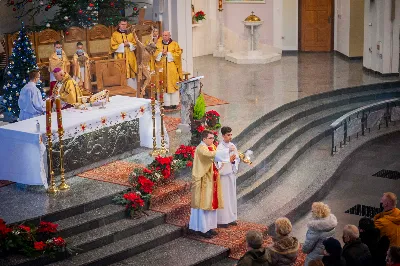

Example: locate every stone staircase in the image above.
[4,82,400,266]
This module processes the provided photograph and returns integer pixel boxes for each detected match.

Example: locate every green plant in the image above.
[193,93,206,120]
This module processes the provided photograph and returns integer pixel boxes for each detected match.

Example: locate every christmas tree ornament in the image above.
[16,74,19,77]
[65,31,69,35]
[39,1,43,4]
[3,99,7,103]
[46,23,51,28]
[7,71,11,75]
[64,16,68,20]
[12,84,16,88]
[8,96,12,100]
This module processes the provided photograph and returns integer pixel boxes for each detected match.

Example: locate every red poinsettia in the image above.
[34,241,46,251]
[0,219,12,236]
[155,155,173,166]
[143,168,152,174]
[18,225,31,232]
[162,164,172,179]
[194,10,206,22]
[37,221,58,233]
[123,192,145,209]
[53,237,66,247]
[186,161,193,167]
[196,125,205,133]
[205,110,220,119]
[174,145,195,161]
[137,176,154,194]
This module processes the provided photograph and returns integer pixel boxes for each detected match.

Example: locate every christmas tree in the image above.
[6,0,142,31]
[2,23,43,121]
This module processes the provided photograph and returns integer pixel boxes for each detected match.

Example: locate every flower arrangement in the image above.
[0,218,71,258]
[113,146,196,218]
[205,110,221,129]
[194,10,206,22]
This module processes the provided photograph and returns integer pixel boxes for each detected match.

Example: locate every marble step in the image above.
[49,224,182,266]
[234,83,400,147]
[110,237,229,266]
[238,124,400,228]
[236,99,380,191]
[211,258,238,266]
[66,211,165,253]
[236,88,400,152]
[56,204,126,237]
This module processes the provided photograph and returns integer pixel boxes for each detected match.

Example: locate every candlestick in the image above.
[56,98,69,191]
[45,99,58,194]
[159,60,168,154]
[150,81,160,157]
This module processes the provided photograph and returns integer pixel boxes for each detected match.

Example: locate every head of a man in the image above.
[162,31,171,42]
[76,42,84,54]
[53,68,65,81]
[28,69,40,83]
[245,230,263,251]
[118,19,128,31]
[342,224,359,244]
[274,217,292,237]
[221,126,232,143]
[387,246,400,265]
[381,192,397,212]
[153,28,159,37]
[54,41,62,53]
[201,130,215,147]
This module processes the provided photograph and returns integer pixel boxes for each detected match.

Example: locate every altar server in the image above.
[52,68,82,108]
[72,42,91,93]
[18,69,45,120]
[189,130,230,238]
[48,41,70,96]
[155,31,182,109]
[216,126,240,227]
[110,19,137,89]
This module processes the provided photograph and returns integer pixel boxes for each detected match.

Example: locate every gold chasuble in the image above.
[155,40,183,93]
[54,73,83,105]
[72,52,91,92]
[49,51,70,74]
[110,30,137,79]
[191,144,224,210]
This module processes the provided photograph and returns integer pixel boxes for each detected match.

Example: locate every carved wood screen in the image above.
[87,24,112,59]
[63,27,87,58]
[35,29,62,63]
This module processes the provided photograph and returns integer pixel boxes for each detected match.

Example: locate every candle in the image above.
[46,99,52,134]
[55,98,63,130]
[219,0,222,9]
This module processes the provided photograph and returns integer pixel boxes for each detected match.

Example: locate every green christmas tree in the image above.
[6,0,141,30]
[2,23,43,121]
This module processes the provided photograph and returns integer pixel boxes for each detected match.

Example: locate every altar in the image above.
[0,96,168,187]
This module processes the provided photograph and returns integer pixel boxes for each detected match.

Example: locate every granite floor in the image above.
[291,132,400,244]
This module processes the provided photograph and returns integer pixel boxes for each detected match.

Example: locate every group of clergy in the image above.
[18,18,183,121]
[189,127,240,238]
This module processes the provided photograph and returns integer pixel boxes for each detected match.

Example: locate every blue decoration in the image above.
[1,24,43,118]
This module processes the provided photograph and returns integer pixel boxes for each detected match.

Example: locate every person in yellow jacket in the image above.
[110,19,137,89]
[374,192,400,247]
[52,68,83,108]
[155,31,183,109]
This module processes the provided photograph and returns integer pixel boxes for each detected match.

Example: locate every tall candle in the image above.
[46,99,52,134]
[55,98,63,130]
[219,0,222,9]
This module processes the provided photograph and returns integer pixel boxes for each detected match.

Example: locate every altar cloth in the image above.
[0,95,168,187]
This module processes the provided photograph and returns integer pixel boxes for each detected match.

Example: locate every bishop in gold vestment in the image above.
[52,68,83,107]
[155,31,183,108]
[189,130,229,238]
[110,20,137,89]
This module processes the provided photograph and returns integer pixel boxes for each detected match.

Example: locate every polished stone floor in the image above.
[291,132,400,243]
[194,53,400,134]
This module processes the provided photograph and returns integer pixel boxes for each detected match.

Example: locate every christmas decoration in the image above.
[1,23,44,120]
[6,0,143,30]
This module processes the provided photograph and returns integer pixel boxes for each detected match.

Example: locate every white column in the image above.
[176,0,194,76]
[213,9,229,57]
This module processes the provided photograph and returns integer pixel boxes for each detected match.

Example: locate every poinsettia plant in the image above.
[205,110,221,129]
[194,10,206,22]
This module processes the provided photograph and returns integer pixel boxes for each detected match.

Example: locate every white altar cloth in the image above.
[0,96,168,187]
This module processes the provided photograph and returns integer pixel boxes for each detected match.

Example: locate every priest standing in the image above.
[48,41,70,96]
[189,130,231,238]
[155,31,183,109]
[110,19,137,89]
[52,68,83,108]
[217,126,240,227]
[18,69,45,121]
[72,42,91,93]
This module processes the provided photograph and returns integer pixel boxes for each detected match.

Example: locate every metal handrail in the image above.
[330,98,400,155]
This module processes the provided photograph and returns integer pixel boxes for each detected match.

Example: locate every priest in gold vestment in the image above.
[155,31,183,109]
[189,130,230,238]
[52,68,83,108]
[72,42,91,93]
[49,41,70,96]
[110,19,137,89]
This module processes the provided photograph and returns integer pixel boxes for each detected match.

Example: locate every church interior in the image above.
[1,0,400,265]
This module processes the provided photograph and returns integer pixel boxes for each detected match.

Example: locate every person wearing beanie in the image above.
[322,237,346,266]
[267,217,299,266]
[237,230,272,266]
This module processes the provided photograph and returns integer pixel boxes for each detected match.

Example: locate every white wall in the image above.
[282,0,298,50]
[335,0,350,56]
[364,0,400,74]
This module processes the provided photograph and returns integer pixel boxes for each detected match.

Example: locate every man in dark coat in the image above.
[342,224,373,266]
[359,217,389,266]
[237,230,271,266]
[321,237,346,266]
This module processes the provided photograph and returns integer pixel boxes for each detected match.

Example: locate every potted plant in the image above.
[205,110,221,129]
[190,93,206,145]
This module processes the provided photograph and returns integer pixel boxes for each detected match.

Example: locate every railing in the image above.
[330,98,400,155]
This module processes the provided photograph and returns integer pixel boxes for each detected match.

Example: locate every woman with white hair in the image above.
[302,202,338,266]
